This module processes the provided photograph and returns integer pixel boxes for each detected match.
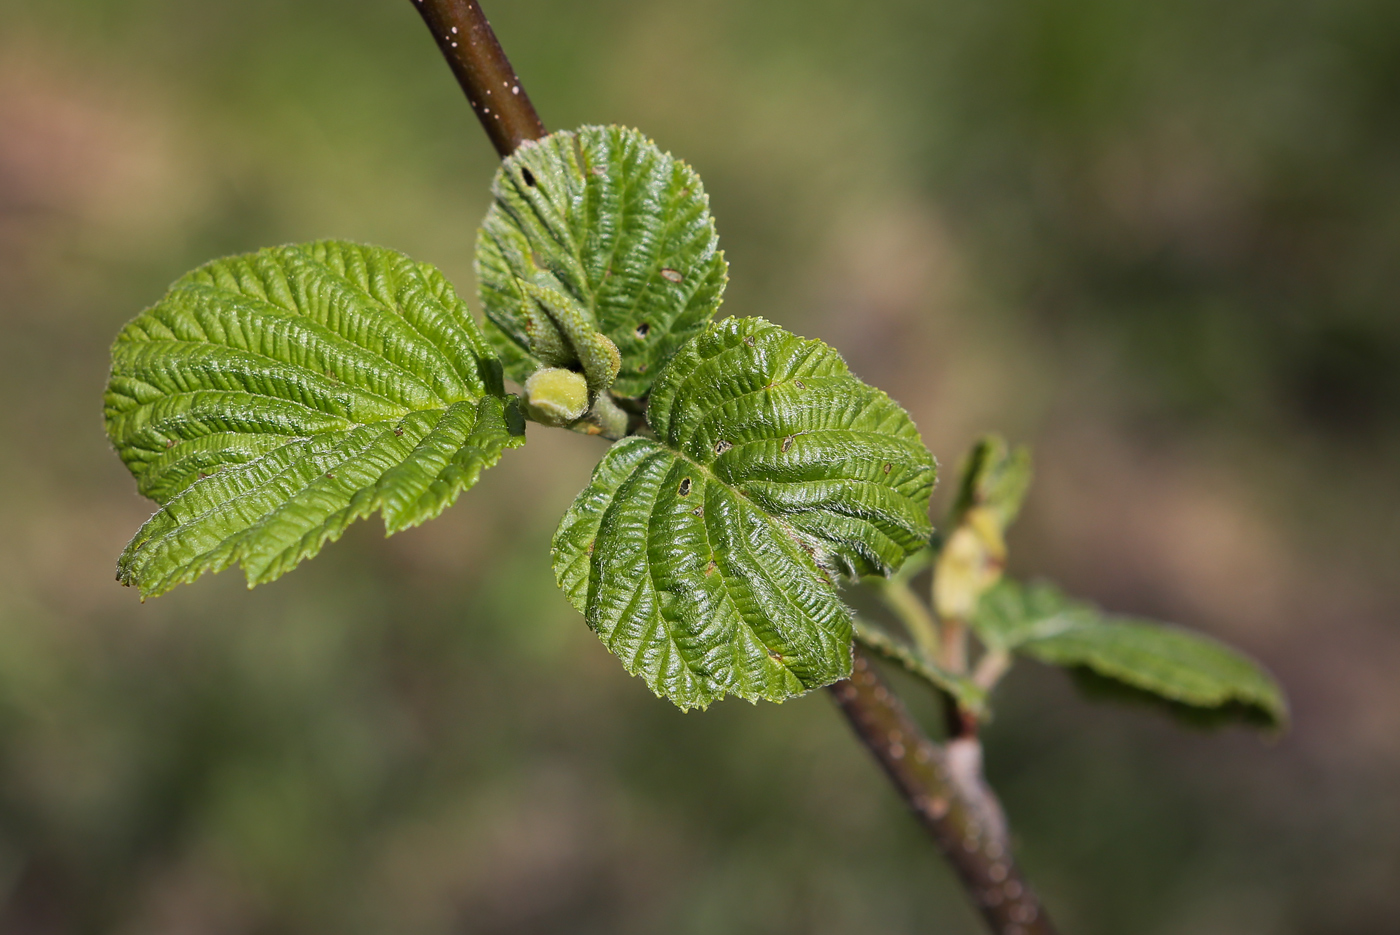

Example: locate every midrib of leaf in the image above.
[696,470,829,682]
[668,444,835,582]
[597,447,717,693]
[593,441,815,699]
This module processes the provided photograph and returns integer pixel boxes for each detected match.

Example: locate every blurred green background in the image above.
[1,0,1397,932]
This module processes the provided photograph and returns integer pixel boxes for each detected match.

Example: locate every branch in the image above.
[410,0,546,157]
[829,649,1058,935]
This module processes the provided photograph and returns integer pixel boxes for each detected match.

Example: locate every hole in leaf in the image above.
[521,168,537,187]
[635,322,651,338]
[678,477,692,496]
[714,439,733,455]
[661,268,683,283]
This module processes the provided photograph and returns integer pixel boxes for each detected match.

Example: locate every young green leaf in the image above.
[975,579,1287,728]
[552,317,936,709]
[476,125,728,399]
[934,435,1033,621]
[948,434,1032,531]
[105,241,525,598]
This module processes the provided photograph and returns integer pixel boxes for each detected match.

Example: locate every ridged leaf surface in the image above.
[105,241,524,598]
[553,317,936,709]
[975,580,1287,727]
[476,125,727,398]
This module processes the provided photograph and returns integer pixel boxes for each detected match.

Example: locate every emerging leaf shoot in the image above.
[934,435,1032,621]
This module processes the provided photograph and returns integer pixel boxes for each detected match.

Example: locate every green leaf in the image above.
[947,434,1032,530]
[105,241,525,598]
[476,125,728,399]
[975,579,1287,728]
[552,317,936,709]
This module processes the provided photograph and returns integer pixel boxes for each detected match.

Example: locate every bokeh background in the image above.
[2,0,1398,932]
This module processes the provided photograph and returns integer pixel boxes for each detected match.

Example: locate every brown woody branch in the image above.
[830,649,1058,935]
[410,0,546,157]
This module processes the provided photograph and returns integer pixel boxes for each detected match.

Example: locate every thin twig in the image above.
[941,616,970,673]
[830,649,1057,935]
[973,648,1012,691]
[410,0,546,157]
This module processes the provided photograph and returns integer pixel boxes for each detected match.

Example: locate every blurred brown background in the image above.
[1,1,1397,932]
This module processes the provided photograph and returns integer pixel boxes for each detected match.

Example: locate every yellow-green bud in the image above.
[933,506,1007,621]
[524,367,590,426]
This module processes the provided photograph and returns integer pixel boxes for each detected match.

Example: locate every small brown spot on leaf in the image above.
[590,166,606,177]
[197,472,208,480]
[883,462,892,474]
[692,507,704,516]
[781,435,794,453]
[794,379,805,389]
[164,438,176,449]
[394,426,405,437]
[586,539,595,555]
[660,268,683,283]
[714,439,732,455]
[678,477,692,496]
[637,362,648,373]
[705,559,717,576]
[743,335,756,347]
[768,650,784,663]
[326,472,335,478]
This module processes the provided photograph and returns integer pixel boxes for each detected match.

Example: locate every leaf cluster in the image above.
[103,125,1284,727]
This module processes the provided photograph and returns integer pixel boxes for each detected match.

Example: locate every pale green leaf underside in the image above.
[477,125,727,398]
[552,317,936,710]
[975,579,1287,727]
[105,241,524,598]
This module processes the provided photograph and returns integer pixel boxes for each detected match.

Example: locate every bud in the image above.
[524,368,589,426]
[933,506,1007,621]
